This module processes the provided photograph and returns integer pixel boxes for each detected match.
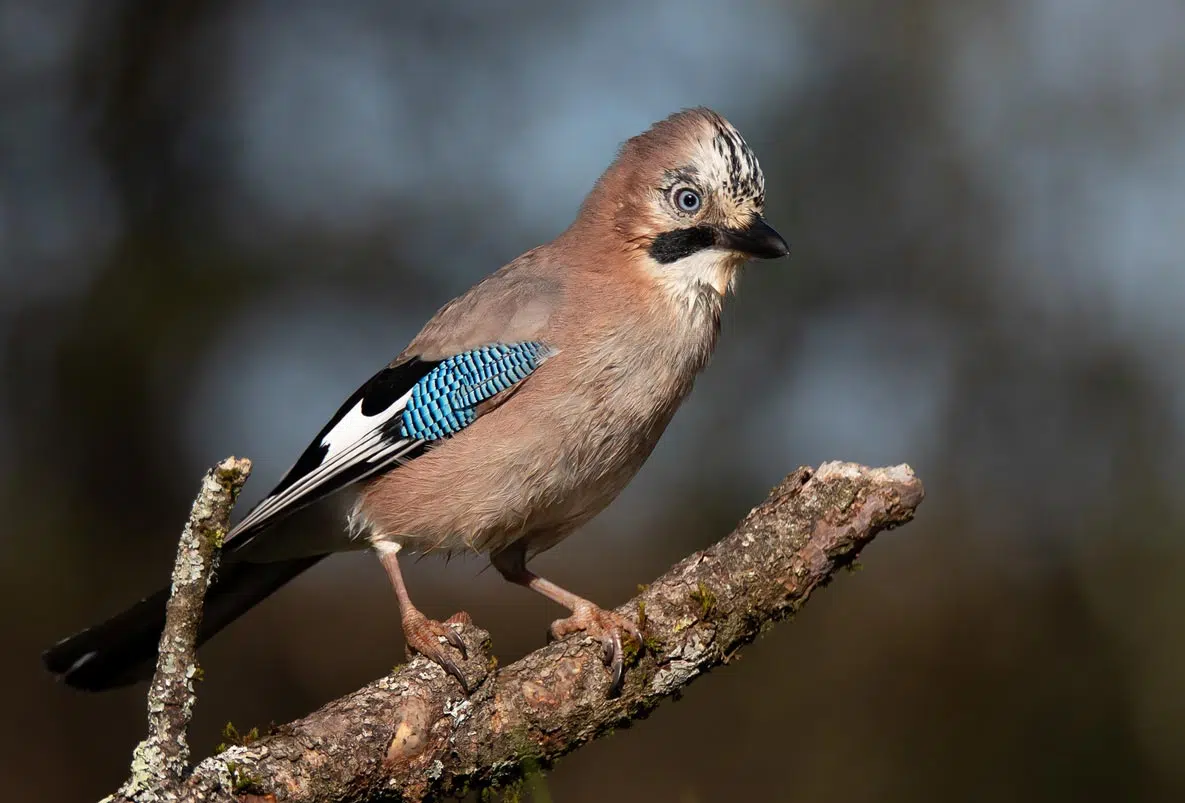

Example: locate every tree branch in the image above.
[111,457,251,803]
[109,461,922,803]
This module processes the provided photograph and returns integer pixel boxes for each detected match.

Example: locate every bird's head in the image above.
[575,107,789,303]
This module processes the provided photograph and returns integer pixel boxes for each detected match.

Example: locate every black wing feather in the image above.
[226,357,438,550]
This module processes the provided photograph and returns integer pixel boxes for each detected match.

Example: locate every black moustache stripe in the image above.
[648,226,716,264]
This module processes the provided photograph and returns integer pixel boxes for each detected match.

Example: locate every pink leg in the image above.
[492,545,642,694]
[376,541,470,691]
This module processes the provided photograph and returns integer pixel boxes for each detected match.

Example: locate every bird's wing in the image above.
[226,341,554,551]
[226,250,564,551]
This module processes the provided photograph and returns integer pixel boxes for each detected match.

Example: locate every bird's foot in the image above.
[549,602,643,696]
[402,609,472,692]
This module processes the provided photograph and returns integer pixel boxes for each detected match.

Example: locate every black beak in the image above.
[714,216,790,260]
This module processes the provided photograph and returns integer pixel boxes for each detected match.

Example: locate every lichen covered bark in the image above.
[114,457,251,803]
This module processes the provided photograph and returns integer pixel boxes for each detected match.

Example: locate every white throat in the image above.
[653,248,741,311]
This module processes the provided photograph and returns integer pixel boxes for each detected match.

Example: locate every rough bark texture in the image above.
[108,460,923,803]
[111,457,252,803]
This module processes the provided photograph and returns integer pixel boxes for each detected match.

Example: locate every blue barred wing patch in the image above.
[400,342,551,440]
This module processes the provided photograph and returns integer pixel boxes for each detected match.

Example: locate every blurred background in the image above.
[4,0,1184,800]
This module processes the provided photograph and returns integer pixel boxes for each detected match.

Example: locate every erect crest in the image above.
[702,110,765,208]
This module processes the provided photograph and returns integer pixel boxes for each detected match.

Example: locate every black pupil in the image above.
[680,190,698,210]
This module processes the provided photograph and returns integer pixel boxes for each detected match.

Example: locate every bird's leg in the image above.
[492,546,642,695]
[374,541,470,691]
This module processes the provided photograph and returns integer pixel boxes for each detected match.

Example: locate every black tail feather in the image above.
[42,555,326,691]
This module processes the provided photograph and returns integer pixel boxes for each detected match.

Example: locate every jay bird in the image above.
[44,107,789,695]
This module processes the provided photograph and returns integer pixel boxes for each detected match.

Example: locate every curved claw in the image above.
[549,603,640,696]
[434,651,470,694]
[444,627,468,659]
[605,630,625,697]
[599,633,616,666]
[402,610,471,693]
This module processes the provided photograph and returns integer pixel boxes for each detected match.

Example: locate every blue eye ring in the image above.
[673,187,701,213]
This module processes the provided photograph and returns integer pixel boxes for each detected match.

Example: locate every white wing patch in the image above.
[227,386,421,548]
[321,387,413,459]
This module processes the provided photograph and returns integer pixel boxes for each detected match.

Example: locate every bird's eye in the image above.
[674,188,701,213]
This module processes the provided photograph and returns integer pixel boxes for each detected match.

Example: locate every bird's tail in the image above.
[42,555,326,691]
